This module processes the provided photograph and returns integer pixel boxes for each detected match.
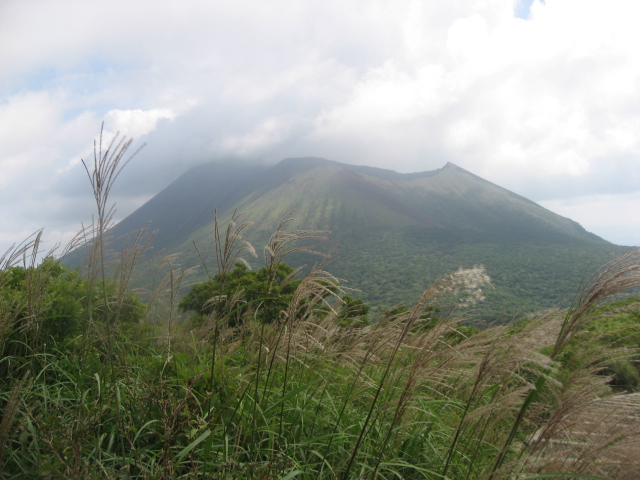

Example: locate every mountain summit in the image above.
[95,157,629,322]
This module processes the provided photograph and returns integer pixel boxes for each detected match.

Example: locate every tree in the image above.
[178,262,301,326]
[336,295,370,326]
[0,257,146,344]
[1,257,85,342]
[179,262,372,328]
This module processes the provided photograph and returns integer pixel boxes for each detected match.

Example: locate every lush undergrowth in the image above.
[2,130,640,479]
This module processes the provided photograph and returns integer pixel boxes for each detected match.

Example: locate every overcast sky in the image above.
[1,0,639,258]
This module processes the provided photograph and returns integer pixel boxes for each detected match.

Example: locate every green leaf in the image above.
[176,429,211,464]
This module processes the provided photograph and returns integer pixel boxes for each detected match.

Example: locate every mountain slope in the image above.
[94,157,631,323]
[108,161,269,251]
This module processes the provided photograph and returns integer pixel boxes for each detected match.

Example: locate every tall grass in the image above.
[1,127,640,478]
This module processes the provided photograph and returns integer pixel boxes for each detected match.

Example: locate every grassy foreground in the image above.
[1,131,640,479]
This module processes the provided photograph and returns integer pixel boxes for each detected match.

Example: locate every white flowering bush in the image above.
[431,265,492,308]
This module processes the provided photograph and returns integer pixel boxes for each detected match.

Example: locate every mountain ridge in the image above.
[76,157,629,323]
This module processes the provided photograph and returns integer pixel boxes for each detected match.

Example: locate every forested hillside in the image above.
[87,157,631,323]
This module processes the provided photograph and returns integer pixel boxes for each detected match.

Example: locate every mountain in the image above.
[75,157,631,323]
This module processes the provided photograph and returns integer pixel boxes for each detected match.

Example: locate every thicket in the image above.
[1,129,640,479]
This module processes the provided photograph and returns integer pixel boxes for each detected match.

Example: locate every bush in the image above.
[0,257,85,342]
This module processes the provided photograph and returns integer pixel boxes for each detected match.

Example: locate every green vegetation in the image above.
[178,261,371,329]
[554,296,640,392]
[0,256,144,358]
[178,262,302,326]
[3,132,640,478]
[95,157,631,324]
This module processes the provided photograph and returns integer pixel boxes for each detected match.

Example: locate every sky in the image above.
[1,0,639,259]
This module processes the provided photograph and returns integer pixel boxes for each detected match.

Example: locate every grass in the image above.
[1,128,640,479]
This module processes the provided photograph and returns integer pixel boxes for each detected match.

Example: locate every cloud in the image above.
[540,193,640,247]
[1,0,640,254]
[104,109,175,138]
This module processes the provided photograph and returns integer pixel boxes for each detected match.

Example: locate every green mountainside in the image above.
[85,157,631,323]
